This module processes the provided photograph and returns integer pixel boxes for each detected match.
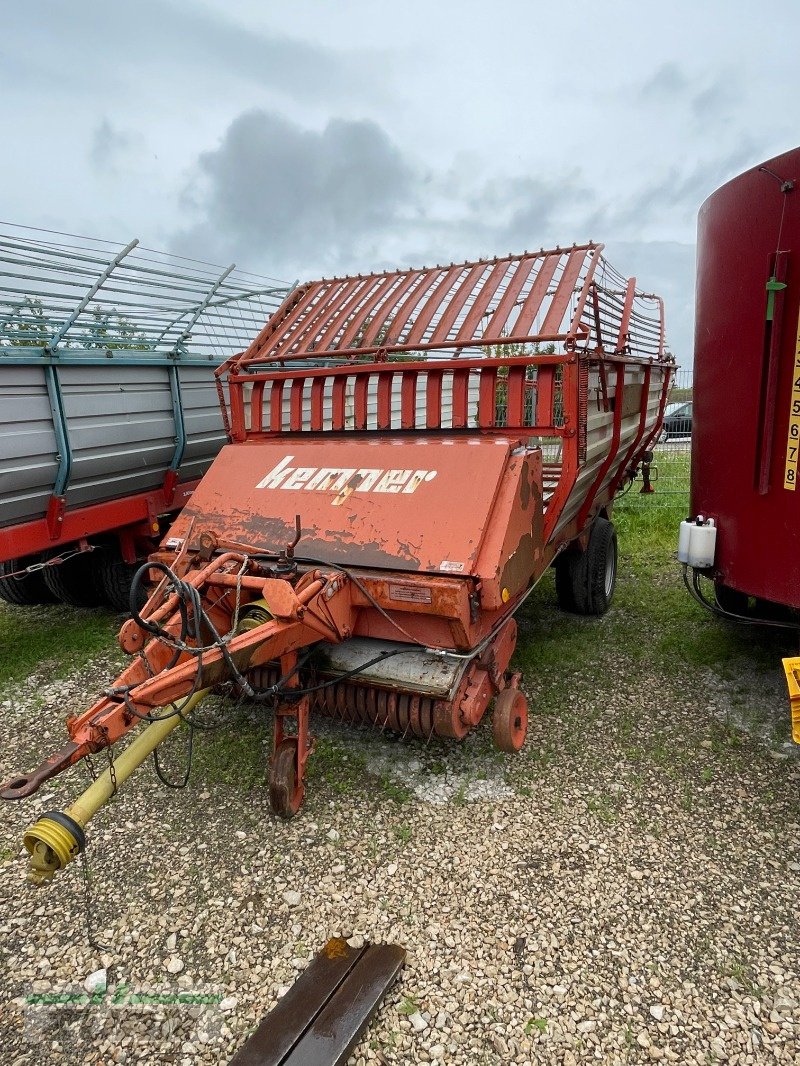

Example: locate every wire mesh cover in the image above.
[0,223,291,361]
[236,244,665,367]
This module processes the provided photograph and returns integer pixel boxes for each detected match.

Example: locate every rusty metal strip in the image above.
[405,265,462,345]
[309,377,325,430]
[279,280,352,359]
[506,365,526,425]
[426,370,443,428]
[614,278,637,353]
[289,379,304,431]
[254,281,341,362]
[429,261,486,345]
[284,944,406,1065]
[269,380,284,433]
[566,244,604,343]
[331,376,347,431]
[314,278,372,353]
[452,368,470,428]
[536,365,554,425]
[387,268,443,343]
[454,259,510,344]
[376,370,393,429]
[513,253,560,336]
[477,368,497,428]
[335,274,400,351]
[540,247,587,337]
[361,270,421,347]
[227,938,367,1065]
[400,370,418,428]
[484,258,536,338]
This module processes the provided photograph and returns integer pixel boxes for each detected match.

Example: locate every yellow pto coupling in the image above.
[23,689,208,886]
[781,657,800,745]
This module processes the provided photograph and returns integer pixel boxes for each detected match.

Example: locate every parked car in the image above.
[661,400,692,440]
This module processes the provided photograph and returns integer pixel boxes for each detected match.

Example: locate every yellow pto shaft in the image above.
[781,657,800,745]
[23,689,208,886]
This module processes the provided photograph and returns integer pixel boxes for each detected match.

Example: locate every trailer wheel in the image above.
[0,558,57,606]
[554,552,580,612]
[100,557,148,614]
[584,517,617,615]
[555,518,617,616]
[43,552,107,608]
[492,688,528,753]
[269,739,304,819]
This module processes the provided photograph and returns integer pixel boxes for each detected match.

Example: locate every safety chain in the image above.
[106,745,118,797]
[1,545,96,581]
[79,851,109,954]
[84,752,98,782]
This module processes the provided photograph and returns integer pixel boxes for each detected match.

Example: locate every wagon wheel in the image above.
[492,688,528,753]
[269,738,305,819]
[0,558,56,607]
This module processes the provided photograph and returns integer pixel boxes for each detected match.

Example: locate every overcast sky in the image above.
[2,0,798,363]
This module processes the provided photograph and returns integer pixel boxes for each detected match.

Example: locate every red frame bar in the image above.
[0,479,201,564]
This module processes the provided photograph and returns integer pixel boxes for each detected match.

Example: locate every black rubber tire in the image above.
[554,552,580,612]
[100,556,148,614]
[555,518,618,616]
[584,517,618,615]
[42,552,107,608]
[0,557,57,606]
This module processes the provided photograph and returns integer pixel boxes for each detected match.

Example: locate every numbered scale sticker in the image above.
[785,311,800,491]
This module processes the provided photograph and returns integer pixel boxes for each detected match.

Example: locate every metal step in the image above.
[228,939,405,1066]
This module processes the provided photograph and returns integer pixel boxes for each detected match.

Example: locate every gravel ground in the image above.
[1,576,799,1065]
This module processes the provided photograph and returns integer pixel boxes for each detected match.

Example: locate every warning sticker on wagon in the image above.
[784,309,800,491]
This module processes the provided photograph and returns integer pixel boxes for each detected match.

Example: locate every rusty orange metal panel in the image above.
[166,438,517,575]
[475,450,543,608]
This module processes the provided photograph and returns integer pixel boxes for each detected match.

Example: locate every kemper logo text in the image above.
[256,455,437,505]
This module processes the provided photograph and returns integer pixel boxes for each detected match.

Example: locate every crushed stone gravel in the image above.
[0,599,798,1065]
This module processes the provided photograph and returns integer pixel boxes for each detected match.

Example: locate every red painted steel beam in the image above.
[0,480,200,564]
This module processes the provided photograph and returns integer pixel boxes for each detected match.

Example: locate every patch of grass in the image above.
[524,1017,548,1035]
[393,824,412,844]
[0,603,119,688]
[397,995,419,1016]
[587,795,618,825]
[186,713,266,790]
[380,775,412,803]
[305,736,366,796]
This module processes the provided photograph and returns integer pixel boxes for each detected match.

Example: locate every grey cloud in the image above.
[691,76,739,124]
[173,110,417,274]
[89,120,139,173]
[588,141,763,236]
[641,62,691,101]
[1,0,377,105]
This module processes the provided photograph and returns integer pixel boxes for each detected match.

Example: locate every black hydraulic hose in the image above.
[682,564,800,632]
